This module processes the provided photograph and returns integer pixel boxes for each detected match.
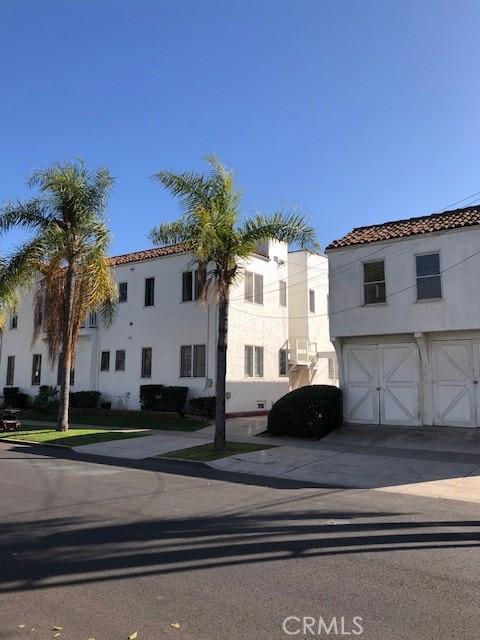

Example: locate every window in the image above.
[10,314,17,330]
[57,355,75,386]
[141,347,152,378]
[182,271,193,302]
[115,349,126,371]
[363,260,386,304]
[100,351,110,371]
[119,282,128,303]
[180,345,192,377]
[180,345,206,377]
[182,269,206,302]
[193,344,206,377]
[6,356,14,386]
[416,253,441,300]
[328,357,337,380]
[245,345,264,377]
[309,289,316,313]
[279,348,288,376]
[31,354,42,386]
[279,280,287,307]
[88,311,97,327]
[255,346,264,377]
[244,271,264,304]
[144,277,155,306]
[34,307,42,329]
[244,345,253,377]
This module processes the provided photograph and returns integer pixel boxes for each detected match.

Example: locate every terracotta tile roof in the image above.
[108,244,188,266]
[326,205,480,250]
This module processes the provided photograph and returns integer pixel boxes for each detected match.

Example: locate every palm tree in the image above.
[0,160,117,431]
[150,156,319,450]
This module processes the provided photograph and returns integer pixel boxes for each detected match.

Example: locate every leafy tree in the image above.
[150,156,318,450]
[0,161,117,431]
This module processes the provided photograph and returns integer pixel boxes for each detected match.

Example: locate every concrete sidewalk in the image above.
[71,417,480,504]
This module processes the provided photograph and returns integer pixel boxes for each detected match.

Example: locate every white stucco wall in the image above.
[0,241,334,413]
[327,225,480,339]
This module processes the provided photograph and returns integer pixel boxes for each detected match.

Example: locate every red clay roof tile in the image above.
[326,205,480,250]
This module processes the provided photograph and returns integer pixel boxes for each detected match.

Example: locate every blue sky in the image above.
[1,0,480,255]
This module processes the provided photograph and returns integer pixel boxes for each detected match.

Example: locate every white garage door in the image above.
[432,340,480,427]
[344,343,420,426]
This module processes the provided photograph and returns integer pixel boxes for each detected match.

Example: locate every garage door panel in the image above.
[344,347,377,383]
[382,347,417,383]
[432,341,477,427]
[382,386,417,424]
[345,386,377,423]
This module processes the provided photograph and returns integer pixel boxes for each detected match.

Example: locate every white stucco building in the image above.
[327,205,480,428]
[0,241,336,414]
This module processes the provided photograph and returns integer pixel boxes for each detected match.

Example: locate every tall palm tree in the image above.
[0,161,117,431]
[150,156,319,450]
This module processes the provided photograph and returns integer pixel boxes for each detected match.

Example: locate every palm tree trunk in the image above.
[214,290,229,451]
[57,264,75,432]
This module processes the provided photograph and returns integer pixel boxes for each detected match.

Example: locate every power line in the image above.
[229,245,480,321]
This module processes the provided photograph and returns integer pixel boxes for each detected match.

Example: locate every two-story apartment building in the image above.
[0,240,336,414]
[326,205,480,428]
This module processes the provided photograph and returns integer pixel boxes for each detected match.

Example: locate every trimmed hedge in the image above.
[34,385,58,411]
[70,391,101,409]
[140,385,188,414]
[189,396,216,418]
[267,385,342,439]
[3,387,30,409]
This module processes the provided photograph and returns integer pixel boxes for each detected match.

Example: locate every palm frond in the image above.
[148,219,193,246]
[152,170,211,214]
[240,212,320,252]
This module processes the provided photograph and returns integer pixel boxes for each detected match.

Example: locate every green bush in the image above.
[189,396,216,418]
[139,385,188,414]
[70,391,101,409]
[3,387,31,409]
[267,385,342,439]
[33,385,58,411]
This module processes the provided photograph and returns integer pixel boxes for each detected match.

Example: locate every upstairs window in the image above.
[244,271,264,304]
[6,356,15,386]
[309,289,316,313]
[182,269,206,302]
[416,253,441,300]
[31,354,42,386]
[34,306,42,329]
[100,351,110,371]
[279,280,287,307]
[363,260,386,304]
[144,277,155,306]
[88,311,97,328]
[119,282,128,303]
[10,314,17,330]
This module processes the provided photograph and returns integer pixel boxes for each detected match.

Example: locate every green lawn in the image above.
[1,426,151,447]
[160,441,276,461]
[19,409,207,431]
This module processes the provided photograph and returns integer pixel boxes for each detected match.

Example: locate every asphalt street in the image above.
[1,441,479,640]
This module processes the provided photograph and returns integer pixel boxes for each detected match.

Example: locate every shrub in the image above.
[100,401,112,410]
[189,396,216,418]
[33,385,58,411]
[267,385,342,439]
[70,391,101,409]
[3,387,31,409]
[140,385,164,411]
[139,385,188,414]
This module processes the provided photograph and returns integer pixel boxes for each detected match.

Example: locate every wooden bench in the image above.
[1,409,21,432]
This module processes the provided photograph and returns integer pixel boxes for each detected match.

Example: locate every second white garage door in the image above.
[344,343,420,426]
[432,340,480,427]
